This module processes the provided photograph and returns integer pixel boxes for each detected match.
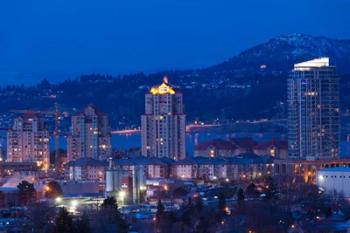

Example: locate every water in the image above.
[44,131,285,156]
[111,131,286,156]
[1,130,349,157]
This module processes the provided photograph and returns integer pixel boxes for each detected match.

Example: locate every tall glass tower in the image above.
[288,58,339,160]
[141,77,186,160]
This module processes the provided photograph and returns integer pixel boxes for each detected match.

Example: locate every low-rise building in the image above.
[230,138,257,154]
[115,157,174,179]
[253,139,288,158]
[194,138,257,157]
[225,154,274,180]
[173,157,226,180]
[194,139,239,157]
[317,167,350,197]
[173,154,273,181]
[65,158,107,182]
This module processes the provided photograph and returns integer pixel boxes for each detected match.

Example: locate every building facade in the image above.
[253,139,288,158]
[141,77,186,160]
[317,167,350,197]
[7,113,50,170]
[288,57,339,160]
[67,105,111,161]
[173,155,273,181]
[65,157,107,182]
[194,138,258,158]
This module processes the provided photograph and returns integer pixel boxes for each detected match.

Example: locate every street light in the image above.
[44,186,51,192]
[55,197,62,204]
[70,200,78,207]
[118,190,127,205]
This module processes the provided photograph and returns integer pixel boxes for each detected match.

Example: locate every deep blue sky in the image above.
[0,0,349,84]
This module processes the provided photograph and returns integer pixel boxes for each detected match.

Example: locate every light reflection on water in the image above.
[110,132,350,157]
[0,129,349,158]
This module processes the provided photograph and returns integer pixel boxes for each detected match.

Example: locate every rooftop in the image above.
[195,139,238,151]
[66,157,108,167]
[150,77,176,95]
[294,57,330,70]
[115,156,175,166]
[254,139,288,150]
[230,137,257,149]
[319,167,350,173]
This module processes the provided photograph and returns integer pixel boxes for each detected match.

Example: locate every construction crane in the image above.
[53,103,61,171]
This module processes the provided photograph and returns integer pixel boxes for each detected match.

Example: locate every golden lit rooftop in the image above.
[294,57,330,71]
[150,77,176,95]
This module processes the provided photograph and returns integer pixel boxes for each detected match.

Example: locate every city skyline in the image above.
[0,2,349,232]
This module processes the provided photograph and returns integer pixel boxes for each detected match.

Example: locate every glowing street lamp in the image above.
[70,200,78,207]
[118,190,127,205]
[55,197,63,204]
[44,186,51,193]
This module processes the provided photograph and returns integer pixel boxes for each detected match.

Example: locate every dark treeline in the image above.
[0,71,349,128]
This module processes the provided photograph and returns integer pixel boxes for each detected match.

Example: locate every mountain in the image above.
[0,34,349,129]
[206,33,350,76]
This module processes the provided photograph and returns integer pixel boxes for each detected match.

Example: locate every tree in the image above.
[237,188,245,202]
[237,188,245,211]
[245,183,260,198]
[17,180,36,205]
[265,176,278,201]
[195,196,204,211]
[195,216,211,233]
[95,197,129,233]
[45,181,63,199]
[218,192,227,213]
[54,208,74,233]
[156,199,165,220]
[0,191,5,207]
[25,202,55,233]
[172,186,188,198]
[101,196,118,209]
[75,213,91,233]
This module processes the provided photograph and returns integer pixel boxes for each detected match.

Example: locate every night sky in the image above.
[1,0,349,84]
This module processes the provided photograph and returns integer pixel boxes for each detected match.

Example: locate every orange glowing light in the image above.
[150,77,176,95]
[45,186,51,192]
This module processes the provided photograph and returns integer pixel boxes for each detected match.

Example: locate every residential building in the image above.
[229,138,257,154]
[274,157,350,183]
[173,155,273,181]
[141,77,186,160]
[288,57,339,160]
[253,139,288,158]
[114,157,174,179]
[194,138,257,157]
[224,154,274,181]
[67,105,111,161]
[65,157,107,181]
[7,113,50,170]
[194,139,239,157]
[317,167,350,197]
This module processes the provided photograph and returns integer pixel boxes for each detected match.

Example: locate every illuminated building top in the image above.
[150,76,176,95]
[294,57,330,71]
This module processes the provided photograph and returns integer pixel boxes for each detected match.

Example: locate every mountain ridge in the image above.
[0,33,349,127]
[204,33,350,76]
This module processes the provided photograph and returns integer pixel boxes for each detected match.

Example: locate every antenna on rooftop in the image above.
[163,76,169,84]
